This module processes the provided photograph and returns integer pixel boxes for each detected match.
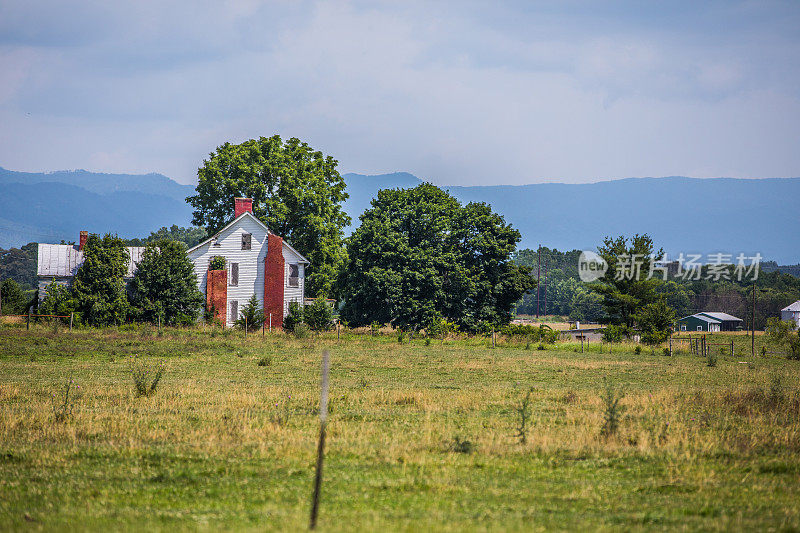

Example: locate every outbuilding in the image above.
[677,313,722,332]
[781,300,800,327]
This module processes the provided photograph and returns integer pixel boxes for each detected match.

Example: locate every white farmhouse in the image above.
[36,197,309,328]
[781,300,800,328]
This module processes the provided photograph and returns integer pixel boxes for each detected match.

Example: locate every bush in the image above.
[1,279,32,315]
[602,325,626,343]
[449,436,474,454]
[38,282,75,323]
[257,355,272,367]
[208,256,226,270]
[634,345,642,355]
[305,297,334,331]
[130,357,165,397]
[283,301,304,332]
[600,380,624,438]
[236,295,264,332]
[292,323,310,339]
[707,350,718,368]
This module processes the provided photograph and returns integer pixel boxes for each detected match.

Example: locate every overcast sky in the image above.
[1,1,799,186]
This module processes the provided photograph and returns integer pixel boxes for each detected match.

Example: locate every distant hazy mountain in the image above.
[1,166,798,263]
[342,173,800,264]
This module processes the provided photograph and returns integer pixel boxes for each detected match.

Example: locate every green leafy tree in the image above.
[593,234,664,327]
[633,299,676,347]
[283,301,304,332]
[186,135,350,298]
[126,225,207,249]
[1,278,32,315]
[235,294,265,331]
[128,240,204,326]
[38,282,76,321]
[765,317,800,360]
[0,243,38,289]
[304,297,334,331]
[340,184,534,332]
[71,234,130,326]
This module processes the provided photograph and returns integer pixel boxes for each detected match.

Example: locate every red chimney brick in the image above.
[234,197,253,218]
[264,233,285,329]
[79,231,88,251]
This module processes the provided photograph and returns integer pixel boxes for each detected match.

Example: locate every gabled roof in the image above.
[186,211,310,264]
[678,313,721,324]
[38,244,144,278]
[698,312,743,322]
[782,300,800,312]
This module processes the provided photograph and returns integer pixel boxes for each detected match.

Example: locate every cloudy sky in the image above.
[1,1,799,185]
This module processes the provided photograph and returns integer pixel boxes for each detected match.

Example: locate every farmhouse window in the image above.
[230,300,239,321]
[230,263,239,286]
[242,233,251,250]
[288,264,299,287]
[697,326,702,331]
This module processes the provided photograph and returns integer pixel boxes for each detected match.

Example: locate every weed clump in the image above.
[257,355,272,367]
[707,350,718,367]
[600,380,624,439]
[634,345,642,355]
[514,387,534,444]
[52,378,81,422]
[130,357,165,397]
[449,436,474,454]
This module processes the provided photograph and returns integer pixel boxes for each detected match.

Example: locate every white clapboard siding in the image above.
[37,244,144,278]
[283,249,305,316]
[187,215,270,327]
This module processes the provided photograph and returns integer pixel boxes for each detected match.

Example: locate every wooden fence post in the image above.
[581,336,584,353]
[730,339,734,358]
[309,350,330,530]
[69,312,73,332]
[669,337,673,357]
[27,309,31,330]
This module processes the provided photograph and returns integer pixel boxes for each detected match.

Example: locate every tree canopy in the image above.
[127,239,204,325]
[339,183,534,332]
[593,234,664,327]
[71,234,130,326]
[186,135,350,298]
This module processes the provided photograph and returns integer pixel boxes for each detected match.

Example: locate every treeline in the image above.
[513,246,800,328]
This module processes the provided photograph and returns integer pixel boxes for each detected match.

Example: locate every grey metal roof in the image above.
[698,312,743,322]
[678,313,722,324]
[37,244,144,278]
[782,300,800,312]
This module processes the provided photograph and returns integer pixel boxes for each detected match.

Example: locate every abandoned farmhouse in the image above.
[36,198,308,327]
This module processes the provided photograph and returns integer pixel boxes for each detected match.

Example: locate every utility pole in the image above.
[751,282,756,358]
[536,245,541,318]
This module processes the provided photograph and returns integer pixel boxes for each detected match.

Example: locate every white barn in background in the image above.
[782,300,800,328]
[35,198,309,328]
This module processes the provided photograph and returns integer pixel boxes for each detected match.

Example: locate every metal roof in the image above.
[698,312,743,322]
[678,313,722,324]
[37,244,144,278]
[782,300,800,312]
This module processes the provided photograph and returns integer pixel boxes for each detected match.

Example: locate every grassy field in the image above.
[1,323,799,531]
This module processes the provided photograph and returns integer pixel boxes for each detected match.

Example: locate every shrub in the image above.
[514,387,534,444]
[602,325,625,343]
[283,302,304,332]
[292,323,310,339]
[208,256,226,271]
[305,297,334,332]
[236,295,264,332]
[370,322,381,336]
[600,380,624,438]
[257,355,272,367]
[634,345,642,355]
[537,343,545,350]
[707,350,718,368]
[0,279,31,315]
[130,357,165,397]
[449,436,474,454]
[38,282,75,323]
[52,378,81,422]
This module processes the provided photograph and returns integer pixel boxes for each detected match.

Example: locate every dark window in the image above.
[288,264,299,287]
[242,233,251,250]
[230,263,239,286]
[230,300,238,321]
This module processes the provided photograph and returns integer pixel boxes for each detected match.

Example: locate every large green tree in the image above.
[340,184,534,332]
[128,240,204,325]
[71,234,130,326]
[186,136,350,297]
[593,234,664,327]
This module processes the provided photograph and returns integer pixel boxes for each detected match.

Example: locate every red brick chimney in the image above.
[79,231,88,251]
[264,233,285,329]
[234,197,253,218]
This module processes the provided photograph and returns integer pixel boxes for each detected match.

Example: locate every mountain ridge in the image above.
[1,166,798,263]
